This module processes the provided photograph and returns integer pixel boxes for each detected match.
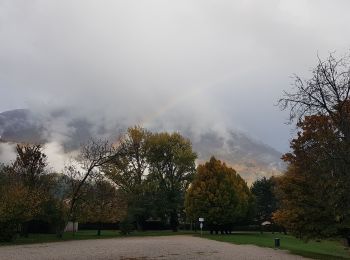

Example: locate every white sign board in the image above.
[199,217,204,222]
[200,223,203,229]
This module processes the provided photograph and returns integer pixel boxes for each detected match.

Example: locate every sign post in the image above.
[199,217,204,236]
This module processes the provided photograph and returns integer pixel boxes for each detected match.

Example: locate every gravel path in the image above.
[0,235,310,260]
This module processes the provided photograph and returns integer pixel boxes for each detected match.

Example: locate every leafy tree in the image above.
[104,126,151,230]
[273,114,350,243]
[38,197,68,237]
[0,144,53,237]
[147,132,197,231]
[80,178,127,236]
[11,144,48,189]
[0,178,42,241]
[251,176,277,224]
[185,157,253,234]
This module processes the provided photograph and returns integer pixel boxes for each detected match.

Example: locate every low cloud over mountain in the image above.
[0,109,284,183]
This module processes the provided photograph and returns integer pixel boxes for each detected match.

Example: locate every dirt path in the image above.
[0,235,310,260]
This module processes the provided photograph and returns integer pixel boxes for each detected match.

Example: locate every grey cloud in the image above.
[1,0,350,152]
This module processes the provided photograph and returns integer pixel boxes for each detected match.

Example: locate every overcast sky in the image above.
[1,0,350,152]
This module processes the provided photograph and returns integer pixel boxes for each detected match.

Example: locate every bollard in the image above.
[274,238,280,248]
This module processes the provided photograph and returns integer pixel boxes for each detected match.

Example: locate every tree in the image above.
[11,144,48,189]
[251,177,277,225]
[147,132,197,231]
[273,114,350,242]
[279,53,350,161]
[279,53,350,138]
[65,139,121,232]
[0,144,54,237]
[80,178,127,236]
[0,176,42,241]
[277,52,350,243]
[103,126,151,230]
[185,157,253,234]
[0,145,72,240]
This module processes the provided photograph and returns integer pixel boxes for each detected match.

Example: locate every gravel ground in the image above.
[0,235,310,260]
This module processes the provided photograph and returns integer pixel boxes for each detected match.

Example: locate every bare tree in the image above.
[64,139,122,230]
[279,53,350,140]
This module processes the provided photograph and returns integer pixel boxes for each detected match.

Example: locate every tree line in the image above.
[186,52,350,245]
[0,127,257,242]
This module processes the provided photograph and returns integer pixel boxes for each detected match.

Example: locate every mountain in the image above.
[0,109,45,143]
[187,130,284,183]
[0,109,285,183]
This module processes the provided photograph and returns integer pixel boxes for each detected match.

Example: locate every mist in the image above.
[1,0,350,154]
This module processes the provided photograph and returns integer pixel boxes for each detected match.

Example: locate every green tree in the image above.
[147,132,197,231]
[251,176,277,224]
[104,126,151,230]
[185,157,252,234]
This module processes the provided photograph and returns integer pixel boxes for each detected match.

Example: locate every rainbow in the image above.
[137,72,234,127]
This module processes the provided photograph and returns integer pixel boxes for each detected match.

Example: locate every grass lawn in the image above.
[2,230,350,259]
[200,231,350,260]
[0,230,194,246]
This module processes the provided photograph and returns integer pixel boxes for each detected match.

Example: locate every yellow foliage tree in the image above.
[185,157,253,234]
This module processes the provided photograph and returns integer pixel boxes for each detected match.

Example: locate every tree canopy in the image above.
[147,132,197,231]
[185,157,252,234]
[251,176,277,224]
[273,114,350,241]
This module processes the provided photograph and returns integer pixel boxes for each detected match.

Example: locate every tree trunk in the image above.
[20,222,29,238]
[72,221,76,237]
[56,229,63,238]
[170,211,178,232]
[136,220,143,232]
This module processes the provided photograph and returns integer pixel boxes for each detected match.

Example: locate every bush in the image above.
[119,219,134,235]
[0,222,17,242]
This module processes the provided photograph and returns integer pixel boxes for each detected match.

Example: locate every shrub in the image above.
[0,222,17,242]
[119,219,134,235]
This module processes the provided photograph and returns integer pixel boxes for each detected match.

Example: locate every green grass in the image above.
[0,230,194,246]
[200,231,350,260]
[2,230,350,259]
